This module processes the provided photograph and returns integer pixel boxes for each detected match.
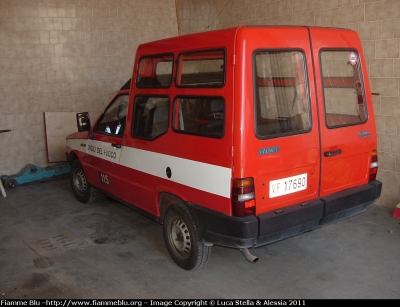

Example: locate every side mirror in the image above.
[76,112,91,132]
[76,112,94,139]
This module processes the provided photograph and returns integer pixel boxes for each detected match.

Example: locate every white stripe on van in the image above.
[67,139,232,198]
[66,139,123,162]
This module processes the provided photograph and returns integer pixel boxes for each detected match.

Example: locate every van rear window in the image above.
[136,54,173,88]
[177,49,225,88]
[172,97,225,138]
[320,50,367,127]
[254,50,311,138]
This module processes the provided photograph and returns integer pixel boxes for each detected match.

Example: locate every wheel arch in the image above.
[70,158,99,204]
[161,193,212,270]
[158,192,187,223]
[66,150,79,165]
[157,191,210,245]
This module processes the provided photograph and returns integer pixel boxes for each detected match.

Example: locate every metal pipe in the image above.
[240,248,259,263]
[0,179,7,198]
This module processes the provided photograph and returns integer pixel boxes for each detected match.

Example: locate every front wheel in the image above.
[70,160,98,204]
[4,178,18,190]
[163,205,211,270]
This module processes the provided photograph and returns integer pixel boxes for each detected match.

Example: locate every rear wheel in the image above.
[163,204,211,270]
[70,160,98,204]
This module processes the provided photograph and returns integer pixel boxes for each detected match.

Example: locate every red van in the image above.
[66,26,382,270]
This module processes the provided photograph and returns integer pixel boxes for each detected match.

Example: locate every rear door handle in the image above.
[324,149,342,157]
[111,143,121,148]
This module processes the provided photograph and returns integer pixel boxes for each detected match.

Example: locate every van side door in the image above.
[118,95,171,216]
[84,94,128,194]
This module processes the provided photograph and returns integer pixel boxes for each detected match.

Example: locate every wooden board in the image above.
[44,112,77,162]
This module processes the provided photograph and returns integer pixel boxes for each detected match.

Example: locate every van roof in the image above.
[136,25,355,55]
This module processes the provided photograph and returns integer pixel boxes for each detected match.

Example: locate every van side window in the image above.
[320,50,367,127]
[132,96,170,140]
[95,94,128,136]
[136,54,173,88]
[254,50,311,138]
[172,97,225,138]
[176,49,225,88]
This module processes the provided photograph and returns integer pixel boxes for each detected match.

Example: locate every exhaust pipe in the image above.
[240,248,259,263]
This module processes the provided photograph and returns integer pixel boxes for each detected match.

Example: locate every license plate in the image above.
[269,173,307,198]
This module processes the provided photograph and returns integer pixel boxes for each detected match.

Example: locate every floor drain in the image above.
[24,231,87,256]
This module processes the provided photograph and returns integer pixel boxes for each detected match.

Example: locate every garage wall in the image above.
[0,0,178,176]
[176,0,400,209]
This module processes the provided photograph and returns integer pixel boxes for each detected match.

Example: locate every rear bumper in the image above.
[187,180,382,249]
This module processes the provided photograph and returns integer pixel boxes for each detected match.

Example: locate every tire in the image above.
[4,178,18,190]
[163,204,211,270]
[70,160,98,204]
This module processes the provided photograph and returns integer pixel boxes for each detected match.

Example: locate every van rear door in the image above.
[309,28,376,197]
[238,27,321,215]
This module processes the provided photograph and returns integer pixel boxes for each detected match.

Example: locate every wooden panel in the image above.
[44,112,77,162]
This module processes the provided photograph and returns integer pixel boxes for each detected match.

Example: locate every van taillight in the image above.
[232,178,256,217]
[369,149,378,181]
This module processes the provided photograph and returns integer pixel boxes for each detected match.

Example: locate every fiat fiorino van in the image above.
[66,26,382,270]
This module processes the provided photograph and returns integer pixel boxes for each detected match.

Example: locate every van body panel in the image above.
[66,26,381,269]
[119,118,233,215]
[120,28,239,216]
[118,146,232,215]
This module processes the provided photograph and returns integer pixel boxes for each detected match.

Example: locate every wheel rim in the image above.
[73,168,87,196]
[169,216,191,259]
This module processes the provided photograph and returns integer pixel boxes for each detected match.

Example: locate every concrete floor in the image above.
[1,177,399,299]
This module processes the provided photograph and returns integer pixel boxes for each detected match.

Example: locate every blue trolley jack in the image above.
[1,163,71,190]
